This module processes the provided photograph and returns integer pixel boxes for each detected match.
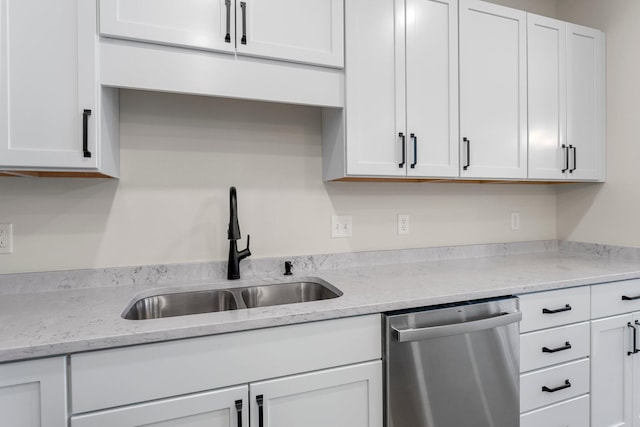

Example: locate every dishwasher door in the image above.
[385,296,521,427]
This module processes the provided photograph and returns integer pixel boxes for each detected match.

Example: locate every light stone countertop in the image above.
[2,249,640,363]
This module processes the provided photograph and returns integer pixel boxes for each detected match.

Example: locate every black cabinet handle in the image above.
[398,132,406,168]
[257,395,264,427]
[240,2,247,45]
[569,145,577,173]
[225,0,231,43]
[561,144,569,173]
[463,137,470,170]
[542,304,572,314]
[410,133,417,169]
[629,322,640,356]
[542,341,572,353]
[82,109,92,158]
[542,379,571,393]
[622,295,640,301]
[235,400,243,427]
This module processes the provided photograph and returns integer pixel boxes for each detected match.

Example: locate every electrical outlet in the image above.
[331,215,353,238]
[398,214,410,235]
[510,212,520,231]
[0,223,13,254]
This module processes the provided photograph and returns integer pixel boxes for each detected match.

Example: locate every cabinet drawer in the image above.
[520,322,590,373]
[592,279,640,319]
[520,394,589,427]
[71,314,381,414]
[520,358,589,412]
[519,287,590,332]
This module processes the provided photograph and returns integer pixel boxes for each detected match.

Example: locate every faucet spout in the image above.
[227,186,251,280]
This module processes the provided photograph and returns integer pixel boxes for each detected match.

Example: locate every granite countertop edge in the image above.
[2,251,640,363]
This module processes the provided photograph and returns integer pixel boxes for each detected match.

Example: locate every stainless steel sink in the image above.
[123,289,239,320]
[241,281,341,308]
[122,278,342,320]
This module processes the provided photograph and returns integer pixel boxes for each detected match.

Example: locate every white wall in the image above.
[0,90,557,274]
[556,0,640,246]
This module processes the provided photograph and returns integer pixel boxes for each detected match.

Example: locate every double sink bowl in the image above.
[122,278,342,320]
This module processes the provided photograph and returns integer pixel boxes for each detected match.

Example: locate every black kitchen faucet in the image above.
[227,186,251,280]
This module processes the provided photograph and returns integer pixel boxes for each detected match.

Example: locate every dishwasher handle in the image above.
[392,311,522,342]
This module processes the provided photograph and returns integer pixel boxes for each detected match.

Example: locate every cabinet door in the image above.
[566,23,605,181]
[0,0,98,170]
[0,357,67,427]
[71,385,248,427]
[344,0,405,177]
[250,361,382,427]
[591,314,633,427]
[459,0,527,179]
[236,0,343,67]
[521,395,590,427]
[405,0,459,177]
[527,14,567,180]
[99,0,234,54]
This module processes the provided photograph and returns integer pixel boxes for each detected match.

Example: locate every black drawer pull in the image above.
[542,304,572,314]
[240,2,247,45]
[622,295,640,301]
[257,394,264,427]
[561,144,569,173]
[542,379,571,393]
[629,322,639,356]
[235,400,243,427]
[542,341,572,353]
[398,132,406,168]
[82,109,92,158]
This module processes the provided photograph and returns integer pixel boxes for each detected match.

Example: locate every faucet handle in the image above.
[243,234,251,256]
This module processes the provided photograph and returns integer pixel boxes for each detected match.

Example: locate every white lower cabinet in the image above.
[590,279,640,427]
[0,357,67,427]
[251,362,381,427]
[70,315,382,427]
[518,287,591,425]
[591,314,634,427]
[521,395,590,427]
[72,361,383,427]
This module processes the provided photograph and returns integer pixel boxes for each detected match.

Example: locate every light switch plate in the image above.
[331,215,353,238]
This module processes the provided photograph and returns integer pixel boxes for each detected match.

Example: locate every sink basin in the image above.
[122,278,342,320]
[123,289,238,320]
[241,281,342,308]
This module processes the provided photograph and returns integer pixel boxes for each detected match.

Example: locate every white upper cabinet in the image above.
[99,0,344,68]
[339,0,403,177]
[235,0,344,68]
[324,0,458,180]
[99,0,236,55]
[528,15,605,181]
[404,0,459,177]
[459,0,527,179]
[527,14,567,180]
[0,0,118,176]
[566,23,605,181]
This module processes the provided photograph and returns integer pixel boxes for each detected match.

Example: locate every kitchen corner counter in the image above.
[2,247,640,363]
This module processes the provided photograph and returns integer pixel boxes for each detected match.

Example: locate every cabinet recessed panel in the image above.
[0,382,41,427]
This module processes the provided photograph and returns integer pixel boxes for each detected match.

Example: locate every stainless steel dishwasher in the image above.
[384,296,521,427]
